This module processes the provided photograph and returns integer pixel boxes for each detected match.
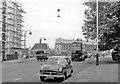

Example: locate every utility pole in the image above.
[57,9,60,17]
[39,37,46,44]
[23,30,32,48]
[96,0,99,65]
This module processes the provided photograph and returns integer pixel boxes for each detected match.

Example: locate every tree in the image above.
[82,2,97,40]
[82,1,120,51]
[98,1,120,50]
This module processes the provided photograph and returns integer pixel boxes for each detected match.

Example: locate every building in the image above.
[82,40,97,53]
[0,0,25,61]
[31,43,51,57]
[55,38,82,55]
[55,38,73,55]
[55,38,97,55]
[0,0,2,61]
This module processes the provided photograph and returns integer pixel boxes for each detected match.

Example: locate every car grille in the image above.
[43,70,58,75]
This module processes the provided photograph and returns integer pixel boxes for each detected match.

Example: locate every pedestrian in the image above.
[23,54,26,60]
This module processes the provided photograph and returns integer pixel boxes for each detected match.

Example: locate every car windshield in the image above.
[47,58,65,65]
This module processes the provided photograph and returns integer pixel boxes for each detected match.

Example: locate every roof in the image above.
[31,43,47,51]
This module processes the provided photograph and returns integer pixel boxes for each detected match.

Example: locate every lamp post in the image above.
[23,30,32,48]
[96,0,99,65]
[40,37,46,44]
[57,9,60,17]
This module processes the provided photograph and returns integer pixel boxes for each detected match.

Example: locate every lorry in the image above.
[71,50,87,61]
[36,50,48,61]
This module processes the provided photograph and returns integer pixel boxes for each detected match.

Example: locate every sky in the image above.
[16,0,87,48]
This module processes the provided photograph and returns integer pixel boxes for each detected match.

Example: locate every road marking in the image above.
[14,78,22,81]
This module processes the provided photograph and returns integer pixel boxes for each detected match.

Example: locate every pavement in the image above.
[2,58,35,63]
[75,64,118,82]
[65,56,119,82]
[76,57,118,82]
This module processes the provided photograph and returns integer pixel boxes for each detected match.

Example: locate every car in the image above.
[39,56,73,81]
[71,51,88,61]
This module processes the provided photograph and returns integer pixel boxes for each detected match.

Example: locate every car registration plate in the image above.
[47,76,54,79]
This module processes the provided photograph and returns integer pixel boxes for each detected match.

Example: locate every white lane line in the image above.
[14,78,22,81]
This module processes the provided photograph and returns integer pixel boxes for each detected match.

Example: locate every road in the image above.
[2,56,119,82]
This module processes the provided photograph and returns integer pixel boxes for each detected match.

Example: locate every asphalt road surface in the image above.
[2,56,119,82]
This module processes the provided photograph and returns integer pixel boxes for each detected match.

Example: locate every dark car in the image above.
[71,50,88,61]
[39,56,73,81]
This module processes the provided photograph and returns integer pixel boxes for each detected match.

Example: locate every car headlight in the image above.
[59,68,63,72]
[40,68,43,72]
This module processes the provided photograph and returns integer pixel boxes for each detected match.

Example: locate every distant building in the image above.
[0,0,2,60]
[55,38,97,55]
[0,0,25,61]
[72,41,82,51]
[0,1,2,61]
[55,38,73,55]
[55,38,82,55]
[82,40,97,53]
[31,43,50,56]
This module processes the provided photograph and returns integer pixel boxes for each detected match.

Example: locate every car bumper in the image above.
[39,74,64,78]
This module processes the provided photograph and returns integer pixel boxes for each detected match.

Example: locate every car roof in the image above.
[48,56,70,59]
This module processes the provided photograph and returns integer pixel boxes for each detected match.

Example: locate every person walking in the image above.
[23,54,26,60]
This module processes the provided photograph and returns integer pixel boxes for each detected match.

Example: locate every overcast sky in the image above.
[16,0,87,48]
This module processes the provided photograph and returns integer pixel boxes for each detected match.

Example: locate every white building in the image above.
[0,0,25,61]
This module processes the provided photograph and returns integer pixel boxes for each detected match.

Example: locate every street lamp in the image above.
[57,9,60,17]
[40,37,46,44]
[96,0,99,65]
[23,30,32,48]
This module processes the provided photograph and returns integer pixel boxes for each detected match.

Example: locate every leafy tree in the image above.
[82,2,97,40]
[82,1,120,51]
[98,1,120,50]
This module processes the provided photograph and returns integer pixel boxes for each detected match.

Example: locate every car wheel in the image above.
[64,71,67,79]
[40,76,45,81]
[60,72,67,81]
[70,69,73,77]
[71,58,74,61]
